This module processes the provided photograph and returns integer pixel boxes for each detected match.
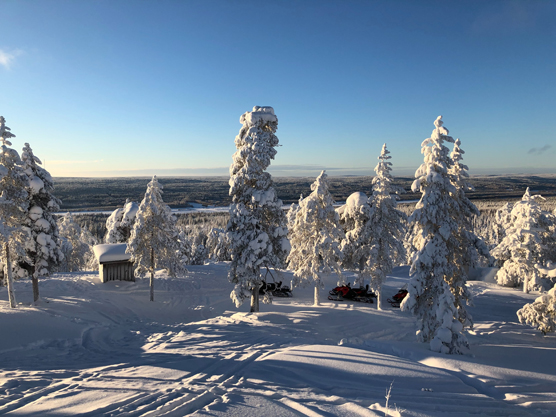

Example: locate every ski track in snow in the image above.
[1,265,555,416]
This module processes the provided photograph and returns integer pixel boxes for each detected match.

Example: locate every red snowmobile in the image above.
[387,285,408,308]
[328,283,376,303]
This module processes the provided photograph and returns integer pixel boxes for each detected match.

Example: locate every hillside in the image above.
[53,175,556,211]
[1,265,555,416]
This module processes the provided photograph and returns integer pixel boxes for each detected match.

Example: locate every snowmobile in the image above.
[259,280,293,297]
[387,285,408,308]
[328,283,376,303]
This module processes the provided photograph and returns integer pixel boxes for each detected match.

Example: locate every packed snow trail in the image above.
[1,265,555,416]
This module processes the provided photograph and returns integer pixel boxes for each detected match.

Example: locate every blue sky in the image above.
[1,0,555,177]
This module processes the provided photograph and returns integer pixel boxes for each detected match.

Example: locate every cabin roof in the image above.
[93,243,131,263]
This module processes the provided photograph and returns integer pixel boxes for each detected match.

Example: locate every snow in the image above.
[29,177,44,194]
[93,243,130,263]
[241,106,277,125]
[1,265,555,416]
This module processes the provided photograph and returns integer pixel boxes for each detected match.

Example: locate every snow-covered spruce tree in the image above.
[105,199,139,243]
[57,212,97,272]
[340,191,373,288]
[367,144,407,310]
[401,115,469,354]
[20,143,64,302]
[447,138,490,327]
[0,117,29,308]
[190,230,208,265]
[127,176,183,302]
[227,106,290,312]
[517,263,556,334]
[287,171,344,306]
[286,194,303,231]
[494,202,514,250]
[206,228,230,262]
[491,188,547,293]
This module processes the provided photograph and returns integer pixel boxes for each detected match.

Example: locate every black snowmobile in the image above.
[328,283,376,303]
[259,280,293,298]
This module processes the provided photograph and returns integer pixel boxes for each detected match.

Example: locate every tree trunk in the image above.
[5,243,16,308]
[523,275,529,294]
[32,268,40,303]
[314,284,320,306]
[150,245,154,302]
[250,283,260,312]
[376,288,382,310]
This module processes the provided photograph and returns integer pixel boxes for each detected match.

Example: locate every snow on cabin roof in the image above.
[93,243,131,263]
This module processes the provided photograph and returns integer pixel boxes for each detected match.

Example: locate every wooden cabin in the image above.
[93,244,135,283]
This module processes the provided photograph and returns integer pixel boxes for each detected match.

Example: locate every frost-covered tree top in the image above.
[412,116,455,194]
[0,117,28,225]
[227,106,289,309]
[229,106,279,202]
[105,199,139,244]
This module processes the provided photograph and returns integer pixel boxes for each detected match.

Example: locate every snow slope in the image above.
[1,265,555,416]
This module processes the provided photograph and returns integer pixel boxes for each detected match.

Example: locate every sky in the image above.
[1,0,555,178]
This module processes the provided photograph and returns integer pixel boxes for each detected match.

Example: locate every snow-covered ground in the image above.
[1,265,555,416]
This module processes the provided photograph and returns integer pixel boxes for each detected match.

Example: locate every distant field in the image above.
[53,174,556,211]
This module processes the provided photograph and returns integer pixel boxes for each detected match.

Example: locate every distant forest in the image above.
[53,175,556,211]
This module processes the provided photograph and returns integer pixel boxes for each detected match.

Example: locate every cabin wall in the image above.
[99,261,135,283]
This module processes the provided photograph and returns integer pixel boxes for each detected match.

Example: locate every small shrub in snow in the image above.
[287,171,344,306]
[128,176,184,302]
[227,106,290,312]
[517,265,556,334]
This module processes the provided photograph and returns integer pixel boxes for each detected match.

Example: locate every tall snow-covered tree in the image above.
[105,199,139,243]
[287,171,344,306]
[20,143,64,302]
[339,192,373,288]
[401,116,469,354]
[57,212,97,272]
[447,138,490,328]
[227,106,290,312]
[492,188,547,293]
[127,176,183,302]
[0,117,29,308]
[367,144,407,310]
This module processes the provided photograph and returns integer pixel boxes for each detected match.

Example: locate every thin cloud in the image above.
[49,159,104,165]
[0,49,22,69]
[528,145,551,155]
